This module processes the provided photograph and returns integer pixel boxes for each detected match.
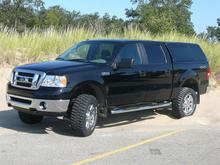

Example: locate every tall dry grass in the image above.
[0,27,220,73]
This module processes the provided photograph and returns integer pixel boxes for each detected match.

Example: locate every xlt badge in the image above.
[101,72,110,76]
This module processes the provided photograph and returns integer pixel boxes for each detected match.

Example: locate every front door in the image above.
[106,43,146,106]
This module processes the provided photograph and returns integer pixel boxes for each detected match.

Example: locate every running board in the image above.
[111,102,172,114]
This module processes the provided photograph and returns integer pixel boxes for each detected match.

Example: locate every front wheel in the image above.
[70,94,98,137]
[18,111,43,124]
[172,87,197,119]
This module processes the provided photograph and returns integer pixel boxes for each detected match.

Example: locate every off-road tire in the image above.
[70,94,98,137]
[18,111,43,124]
[172,87,197,119]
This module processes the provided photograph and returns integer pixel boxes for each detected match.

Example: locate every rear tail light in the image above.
[206,67,211,80]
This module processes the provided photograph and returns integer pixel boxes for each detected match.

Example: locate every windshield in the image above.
[57,41,119,64]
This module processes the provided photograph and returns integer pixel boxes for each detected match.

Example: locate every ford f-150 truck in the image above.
[6,39,210,136]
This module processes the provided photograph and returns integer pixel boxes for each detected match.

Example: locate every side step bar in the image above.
[111,102,172,114]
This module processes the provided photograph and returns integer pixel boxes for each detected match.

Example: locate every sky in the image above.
[44,0,220,34]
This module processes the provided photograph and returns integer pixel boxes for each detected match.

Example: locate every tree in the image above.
[39,6,73,28]
[205,18,220,41]
[101,13,124,34]
[0,0,44,31]
[126,0,195,35]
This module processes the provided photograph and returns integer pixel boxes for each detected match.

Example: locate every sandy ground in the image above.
[0,67,12,109]
[0,67,220,165]
[0,67,220,127]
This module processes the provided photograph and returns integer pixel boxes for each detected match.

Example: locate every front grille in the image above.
[17,72,34,77]
[10,96,32,105]
[11,69,46,90]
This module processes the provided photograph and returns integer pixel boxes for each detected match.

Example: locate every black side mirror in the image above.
[117,58,134,69]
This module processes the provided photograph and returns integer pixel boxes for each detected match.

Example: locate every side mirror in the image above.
[117,58,134,69]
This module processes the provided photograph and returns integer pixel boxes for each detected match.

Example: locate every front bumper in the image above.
[6,94,70,114]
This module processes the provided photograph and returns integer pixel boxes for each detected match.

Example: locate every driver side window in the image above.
[117,44,142,65]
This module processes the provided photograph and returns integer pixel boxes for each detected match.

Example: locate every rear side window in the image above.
[166,43,207,62]
[190,44,207,61]
[143,43,167,64]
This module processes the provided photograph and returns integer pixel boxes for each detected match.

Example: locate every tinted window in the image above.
[117,44,142,65]
[143,44,166,64]
[166,43,207,62]
[190,44,207,61]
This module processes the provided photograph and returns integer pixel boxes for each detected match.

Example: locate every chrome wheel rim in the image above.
[182,93,195,114]
[85,104,97,130]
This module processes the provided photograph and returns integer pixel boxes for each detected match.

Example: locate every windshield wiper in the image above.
[68,59,89,62]
[56,58,89,62]
[56,57,64,60]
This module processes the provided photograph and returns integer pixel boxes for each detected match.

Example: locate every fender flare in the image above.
[175,70,200,104]
[71,80,107,106]
[178,70,199,88]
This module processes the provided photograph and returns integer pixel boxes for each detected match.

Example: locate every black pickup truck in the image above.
[6,39,210,136]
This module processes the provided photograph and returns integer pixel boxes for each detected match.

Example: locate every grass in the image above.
[0,27,220,73]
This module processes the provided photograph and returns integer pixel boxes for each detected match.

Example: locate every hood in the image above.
[16,60,100,74]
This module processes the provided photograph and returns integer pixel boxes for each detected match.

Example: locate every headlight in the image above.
[41,75,67,87]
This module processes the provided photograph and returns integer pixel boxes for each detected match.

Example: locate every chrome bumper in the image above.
[6,94,70,113]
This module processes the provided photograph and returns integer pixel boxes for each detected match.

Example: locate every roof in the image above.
[85,39,196,45]
[86,39,162,43]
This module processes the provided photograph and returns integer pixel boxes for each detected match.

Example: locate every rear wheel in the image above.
[70,94,98,137]
[172,87,197,119]
[18,111,43,124]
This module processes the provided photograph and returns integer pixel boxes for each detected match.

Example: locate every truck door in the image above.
[106,43,147,106]
[139,42,173,102]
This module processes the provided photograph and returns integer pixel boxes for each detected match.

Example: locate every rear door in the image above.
[140,42,173,102]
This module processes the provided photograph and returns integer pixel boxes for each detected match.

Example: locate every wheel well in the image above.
[182,79,200,104]
[182,79,199,93]
[69,84,106,109]
[72,84,105,104]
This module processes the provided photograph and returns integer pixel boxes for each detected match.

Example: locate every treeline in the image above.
[0,0,195,35]
[0,0,219,41]
[0,0,123,34]
[200,18,220,42]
